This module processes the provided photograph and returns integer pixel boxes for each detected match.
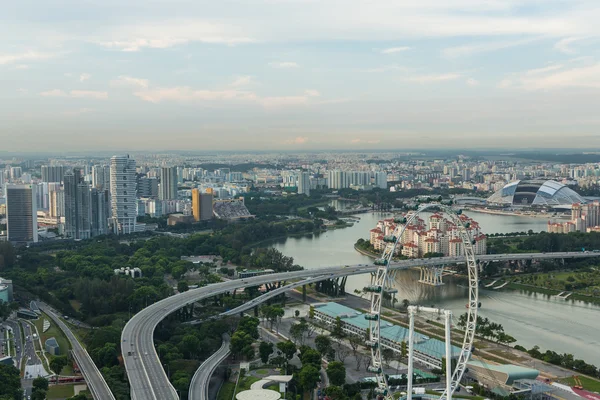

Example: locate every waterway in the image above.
[269,205,600,365]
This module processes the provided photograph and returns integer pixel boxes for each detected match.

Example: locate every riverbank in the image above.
[505,281,600,306]
[353,244,378,258]
[464,207,569,220]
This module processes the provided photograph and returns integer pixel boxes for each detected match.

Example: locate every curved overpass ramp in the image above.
[122,251,600,400]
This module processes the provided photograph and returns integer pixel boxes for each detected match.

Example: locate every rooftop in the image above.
[314,302,460,359]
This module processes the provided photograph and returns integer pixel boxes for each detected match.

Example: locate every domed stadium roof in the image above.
[487,180,586,207]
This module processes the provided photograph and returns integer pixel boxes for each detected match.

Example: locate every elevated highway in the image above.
[189,334,230,400]
[122,251,600,400]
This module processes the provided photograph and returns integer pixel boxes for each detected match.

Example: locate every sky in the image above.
[2,0,600,152]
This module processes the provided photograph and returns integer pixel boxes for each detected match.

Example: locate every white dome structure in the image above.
[487,180,585,207]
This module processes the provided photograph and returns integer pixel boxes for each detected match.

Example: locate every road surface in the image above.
[189,334,230,400]
[41,305,116,400]
[122,251,600,400]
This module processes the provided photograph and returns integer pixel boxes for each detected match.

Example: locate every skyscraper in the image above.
[64,169,92,239]
[191,189,214,221]
[138,177,159,198]
[159,167,178,200]
[110,155,137,234]
[41,165,68,183]
[298,172,311,196]
[91,188,110,236]
[91,165,111,190]
[375,172,388,189]
[49,187,65,218]
[6,184,38,244]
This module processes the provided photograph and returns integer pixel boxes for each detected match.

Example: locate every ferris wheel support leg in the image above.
[445,310,453,400]
[407,306,416,400]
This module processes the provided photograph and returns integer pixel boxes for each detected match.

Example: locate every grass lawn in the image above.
[33,313,74,375]
[254,369,269,375]
[486,349,527,362]
[561,375,600,392]
[47,384,75,399]
[217,375,263,400]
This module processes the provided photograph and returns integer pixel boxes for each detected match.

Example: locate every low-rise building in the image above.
[311,302,459,369]
[45,337,60,356]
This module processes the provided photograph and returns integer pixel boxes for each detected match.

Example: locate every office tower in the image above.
[35,182,49,210]
[191,189,214,221]
[41,165,67,183]
[10,167,23,181]
[375,172,387,189]
[159,167,178,200]
[64,169,92,239]
[110,155,137,235]
[90,189,109,236]
[298,172,311,196]
[91,165,111,190]
[49,187,65,218]
[6,184,38,244]
[138,177,159,198]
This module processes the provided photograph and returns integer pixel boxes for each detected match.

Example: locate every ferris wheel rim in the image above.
[367,202,479,400]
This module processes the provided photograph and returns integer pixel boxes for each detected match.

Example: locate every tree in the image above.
[259,341,273,364]
[238,316,260,339]
[324,385,347,400]
[290,322,308,345]
[277,340,297,361]
[177,281,189,293]
[315,335,332,357]
[326,361,346,386]
[332,316,345,339]
[381,348,394,368]
[230,332,254,358]
[300,347,322,369]
[32,377,49,392]
[308,306,315,319]
[298,364,321,395]
[50,355,69,375]
[0,364,22,399]
[295,310,300,318]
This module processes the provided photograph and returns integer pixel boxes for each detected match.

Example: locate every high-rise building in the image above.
[298,172,311,196]
[90,188,110,237]
[49,187,65,218]
[41,165,68,183]
[191,189,214,221]
[159,167,178,200]
[10,167,23,181]
[6,184,38,244]
[64,169,92,239]
[328,170,349,189]
[110,155,137,235]
[91,165,111,190]
[375,172,388,189]
[138,177,159,198]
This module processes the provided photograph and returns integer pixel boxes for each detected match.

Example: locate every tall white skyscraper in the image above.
[328,170,349,189]
[298,172,311,196]
[110,155,137,234]
[6,184,38,244]
[159,167,178,200]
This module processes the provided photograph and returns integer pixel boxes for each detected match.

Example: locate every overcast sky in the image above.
[2,0,600,152]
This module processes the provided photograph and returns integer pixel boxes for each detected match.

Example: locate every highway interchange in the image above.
[121,251,600,400]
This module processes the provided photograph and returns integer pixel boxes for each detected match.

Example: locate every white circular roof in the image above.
[236,389,281,400]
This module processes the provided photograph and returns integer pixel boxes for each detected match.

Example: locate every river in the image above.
[269,205,600,365]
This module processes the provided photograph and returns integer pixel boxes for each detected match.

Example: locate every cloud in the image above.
[0,51,57,66]
[14,64,29,70]
[230,75,254,87]
[285,137,308,145]
[268,62,299,68]
[133,84,326,109]
[40,89,108,99]
[97,20,254,51]
[381,46,411,54]
[554,37,582,54]
[366,65,409,73]
[405,73,462,83]
[442,37,541,58]
[79,73,91,82]
[62,108,93,116]
[350,138,381,144]
[497,61,600,90]
[466,78,479,86]
[110,75,150,89]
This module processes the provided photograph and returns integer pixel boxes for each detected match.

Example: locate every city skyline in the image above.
[2,0,600,151]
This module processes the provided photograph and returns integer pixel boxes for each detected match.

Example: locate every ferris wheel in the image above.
[366,201,479,400]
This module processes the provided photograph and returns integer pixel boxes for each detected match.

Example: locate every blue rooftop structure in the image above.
[312,302,460,367]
